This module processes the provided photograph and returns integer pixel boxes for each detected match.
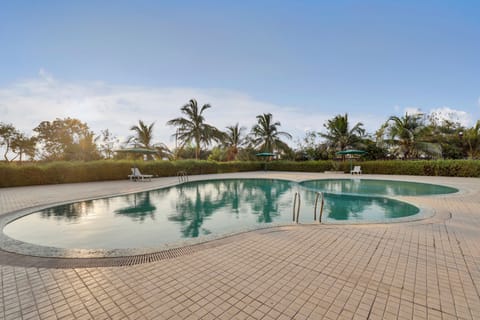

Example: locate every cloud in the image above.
[429,107,470,126]
[396,106,471,127]
[0,71,338,148]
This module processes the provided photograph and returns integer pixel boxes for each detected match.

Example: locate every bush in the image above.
[0,160,263,187]
[1,159,479,188]
[330,160,480,177]
[265,160,334,172]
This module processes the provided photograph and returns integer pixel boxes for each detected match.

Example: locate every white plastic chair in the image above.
[350,166,362,175]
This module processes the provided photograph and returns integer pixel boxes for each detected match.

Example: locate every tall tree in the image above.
[464,120,480,159]
[426,115,464,159]
[386,113,439,159]
[33,118,99,161]
[96,129,119,159]
[127,120,155,149]
[167,99,223,159]
[295,131,328,160]
[250,113,292,153]
[0,123,18,162]
[11,133,37,163]
[223,123,246,161]
[319,113,365,154]
[127,120,170,160]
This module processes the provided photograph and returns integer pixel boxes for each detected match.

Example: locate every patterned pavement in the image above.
[1,172,479,319]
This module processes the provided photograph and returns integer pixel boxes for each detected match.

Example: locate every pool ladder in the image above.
[292,192,301,223]
[177,171,189,183]
[293,191,325,223]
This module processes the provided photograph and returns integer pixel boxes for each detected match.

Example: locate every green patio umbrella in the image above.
[255,152,276,157]
[335,149,366,172]
[256,152,276,171]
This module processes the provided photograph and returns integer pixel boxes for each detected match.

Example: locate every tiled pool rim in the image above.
[0,176,452,260]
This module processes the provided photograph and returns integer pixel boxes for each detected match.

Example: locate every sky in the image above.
[1,0,479,149]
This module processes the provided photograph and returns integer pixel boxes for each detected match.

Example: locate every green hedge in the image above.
[265,160,335,172]
[358,160,480,177]
[266,160,480,177]
[0,160,263,187]
[1,159,479,188]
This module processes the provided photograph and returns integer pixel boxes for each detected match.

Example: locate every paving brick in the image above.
[0,173,479,319]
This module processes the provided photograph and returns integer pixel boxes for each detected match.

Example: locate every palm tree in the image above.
[319,113,365,154]
[127,120,170,160]
[250,113,292,153]
[386,113,439,159]
[223,123,246,161]
[128,120,155,149]
[167,99,223,159]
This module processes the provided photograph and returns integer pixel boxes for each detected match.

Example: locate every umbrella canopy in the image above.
[335,149,366,172]
[255,152,276,157]
[336,149,367,155]
[256,152,276,171]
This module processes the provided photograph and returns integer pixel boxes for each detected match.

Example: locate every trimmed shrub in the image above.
[0,159,479,188]
[265,160,334,172]
[0,160,264,187]
[336,160,480,177]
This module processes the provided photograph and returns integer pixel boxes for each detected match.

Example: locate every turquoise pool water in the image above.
[3,178,451,250]
[300,179,458,196]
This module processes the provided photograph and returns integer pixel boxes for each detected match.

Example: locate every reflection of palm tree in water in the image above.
[169,184,222,238]
[169,181,244,237]
[243,179,292,223]
[217,180,242,216]
[115,192,156,222]
[168,179,294,237]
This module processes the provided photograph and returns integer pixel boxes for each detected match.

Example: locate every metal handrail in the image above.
[314,192,320,221]
[177,171,189,183]
[317,192,325,223]
[292,192,301,223]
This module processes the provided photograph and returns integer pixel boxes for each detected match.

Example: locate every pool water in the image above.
[3,178,452,250]
[4,179,297,249]
[300,179,458,196]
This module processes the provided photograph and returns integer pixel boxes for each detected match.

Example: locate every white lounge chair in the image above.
[128,167,153,181]
[350,166,362,175]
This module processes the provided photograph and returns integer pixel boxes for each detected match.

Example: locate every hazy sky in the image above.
[1,0,479,148]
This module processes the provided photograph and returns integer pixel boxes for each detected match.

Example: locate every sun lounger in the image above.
[128,167,153,181]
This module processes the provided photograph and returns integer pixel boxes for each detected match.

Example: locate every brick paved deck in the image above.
[1,172,479,319]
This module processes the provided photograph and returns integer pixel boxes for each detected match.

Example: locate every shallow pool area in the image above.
[1,177,457,254]
[300,178,458,196]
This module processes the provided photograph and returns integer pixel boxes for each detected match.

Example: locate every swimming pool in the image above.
[1,178,454,255]
[4,179,298,251]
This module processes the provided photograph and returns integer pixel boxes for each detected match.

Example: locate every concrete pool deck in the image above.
[0,172,479,319]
